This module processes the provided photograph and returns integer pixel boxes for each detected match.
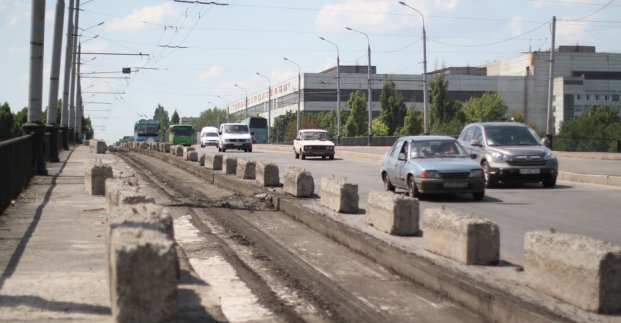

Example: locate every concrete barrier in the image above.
[162,143,170,153]
[236,159,256,180]
[85,160,113,196]
[182,146,195,160]
[224,156,237,175]
[524,231,621,313]
[105,177,155,209]
[367,191,419,235]
[205,153,223,170]
[422,208,499,265]
[96,141,107,154]
[320,176,358,213]
[187,151,198,162]
[283,167,314,197]
[198,153,206,166]
[256,160,279,187]
[175,145,183,157]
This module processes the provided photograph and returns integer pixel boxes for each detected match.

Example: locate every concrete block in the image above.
[89,140,98,153]
[205,153,223,170]
[85,161,113,196]
[105,177,155,210]
[96,141,107,154]
[320,176,359,213]
[524,231,621,313]
[236,159,256,180]
[108,204,174,241]
[163,143,170,153]
[256,160,279,187]
[283,167,314,198]
[140,142,148,149]
[187,151,198,162]
[367,191,419,235]
[198,153,206,166]
[422,208,499,265]
[175,145,183,156]
[224,156,237,175]
[183,146,196,160]
[108,225,177,322]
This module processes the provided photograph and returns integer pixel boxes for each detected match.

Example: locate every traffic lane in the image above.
[196,147,621,261]
[557,156,621,176]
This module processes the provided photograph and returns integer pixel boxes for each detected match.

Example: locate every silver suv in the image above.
[458,122,558,188]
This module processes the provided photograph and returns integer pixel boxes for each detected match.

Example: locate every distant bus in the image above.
[134,119,160,142]
[168,124,194,146]
[240,117,268,143]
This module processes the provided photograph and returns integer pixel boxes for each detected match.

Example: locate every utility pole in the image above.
[76,43,83,143]
[70,0,81,143]
[546,16,556,148]
[23,0,47,175]
[61,0,75,149]
[46,0,65,162]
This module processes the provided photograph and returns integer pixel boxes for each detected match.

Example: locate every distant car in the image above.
[293,129,335,160]
[199,126,219,148]
[457,122,558,188]
[380,136,485,200]
[218,123,252,152]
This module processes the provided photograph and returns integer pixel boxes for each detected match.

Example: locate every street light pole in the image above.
[346,27,372,146]
[256,72,271,143]
[234,84,248,116]
[217,95,229,123]
[319,36,341,145]
[399,1,428,134]
[283,57,301,134]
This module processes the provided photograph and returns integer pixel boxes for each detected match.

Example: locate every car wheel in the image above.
[329,155,334,160]
[222,147,226,152]
[322,156,326,160]
[301,150,306,160]
[217,146,221,152]
[472,191,485,201]
[542,176,557,188]
[295,151,299,159]
[482,161,496,188]
[382,172,395,192]
[249,147,252,153]
[407,175,420,198]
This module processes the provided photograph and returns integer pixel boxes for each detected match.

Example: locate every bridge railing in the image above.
[0,134,34,213]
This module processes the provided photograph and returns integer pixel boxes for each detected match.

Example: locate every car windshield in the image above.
[301,131,329,140]
[409,140,467,158]
[484,126,540,146]
[224,125,249,134]
[203,132,218,137]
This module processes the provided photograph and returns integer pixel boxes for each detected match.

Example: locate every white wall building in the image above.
[228,46,621,134]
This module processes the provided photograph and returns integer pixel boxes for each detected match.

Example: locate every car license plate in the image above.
[443,182,468,189]
[519,169,540,174]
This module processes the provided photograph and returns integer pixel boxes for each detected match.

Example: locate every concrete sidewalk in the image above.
[0,145,222,322]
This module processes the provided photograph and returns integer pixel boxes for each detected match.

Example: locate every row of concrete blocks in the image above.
[368,191,621,314]
[84,160,179,322]
[138,147,621,314]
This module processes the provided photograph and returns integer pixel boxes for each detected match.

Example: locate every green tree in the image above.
[271,110,296,143]
[556,105,621,152]
[153,104,169,141]
[428,74,449,126]
[395,106,423,136]
[463,92,508,123]
[343,91,368,137]
[379,80,407,135]
[170,110,180,125]
[430,101,465,135]
[316,109,349,139]
[41,99,62,124]
[0,102,16,140]
[371,118,389,136]
[12,107,28,136]
[82,116,94,140]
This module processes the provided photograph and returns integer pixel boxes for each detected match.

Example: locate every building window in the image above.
[605,95,609,100]
[576,94,581,100]
[586,95,590,100]
[595,95,600,100]
[613,95,620,102]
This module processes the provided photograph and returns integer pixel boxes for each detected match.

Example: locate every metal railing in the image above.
[0,134,34,213]
[553,136,621,153]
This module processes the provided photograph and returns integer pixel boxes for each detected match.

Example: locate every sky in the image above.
[1,0,620,144]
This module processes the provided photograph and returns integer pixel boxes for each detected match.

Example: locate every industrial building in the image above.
[228,46,621,134]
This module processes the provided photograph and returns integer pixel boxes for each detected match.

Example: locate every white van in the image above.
[199,126,219,148]
[218,123,253,152]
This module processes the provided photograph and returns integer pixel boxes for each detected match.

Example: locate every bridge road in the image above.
[197,145,621,263]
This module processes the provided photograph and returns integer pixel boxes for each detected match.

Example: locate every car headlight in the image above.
[421,170,440,179]
[469,169,483,178]
[491,152,511,162]
[327,146,334,150]
[544,149,555,160]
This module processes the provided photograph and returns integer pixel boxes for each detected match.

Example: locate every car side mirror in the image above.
[541,137,550,147]
[470,139,482,147]
[470,153,478,159]
[398,153,407,161]
[295,137,300,141]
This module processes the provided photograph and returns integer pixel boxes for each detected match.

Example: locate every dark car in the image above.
[380,136,485,200]
[457,122,558,188]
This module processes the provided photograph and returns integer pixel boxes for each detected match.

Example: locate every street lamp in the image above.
[256,72,272,143]
[319,36,341,145]
[234,84,248,116]
[283,57,301,134]
[346,26,372,146]
[399,1,428,134]
[217,95,229,122]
